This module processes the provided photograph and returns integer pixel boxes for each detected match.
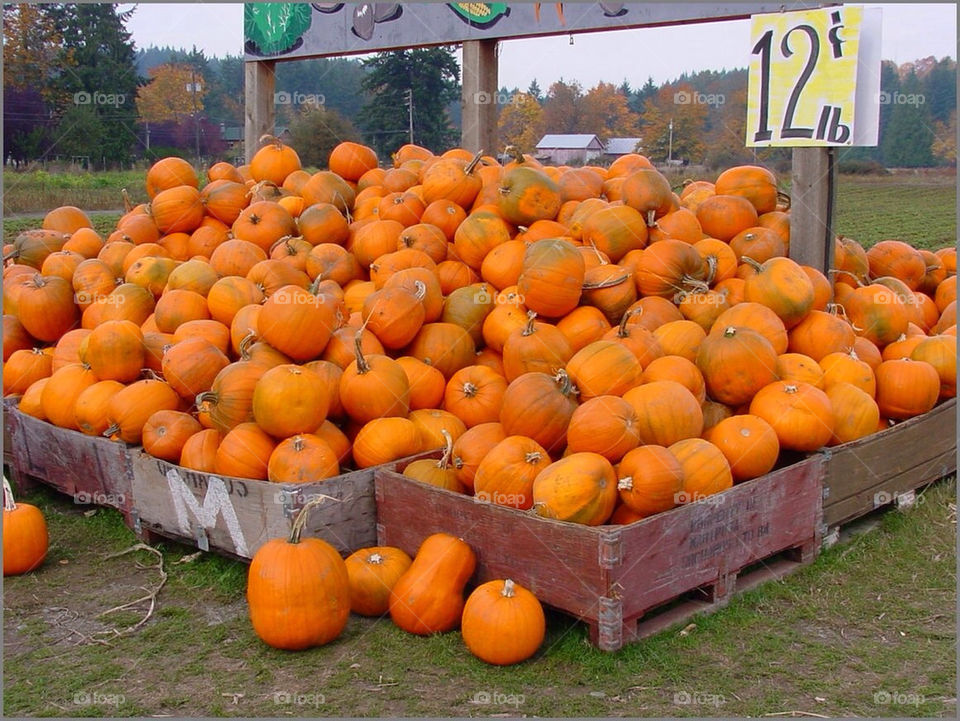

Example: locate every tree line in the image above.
[3,3,955,169]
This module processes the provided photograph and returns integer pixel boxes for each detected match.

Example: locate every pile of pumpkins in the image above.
[3,137,956,663]
[3,138,956,529]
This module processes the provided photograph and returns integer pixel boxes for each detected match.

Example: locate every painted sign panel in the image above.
[244,2,805,60]
[746,5,881,147]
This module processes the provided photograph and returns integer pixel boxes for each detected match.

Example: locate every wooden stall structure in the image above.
[241,2,838,271]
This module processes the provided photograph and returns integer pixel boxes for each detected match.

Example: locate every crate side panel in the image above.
[823,399,956,520]
[613,456,823,618]
[293,469,378,554]
[376,469,608,620]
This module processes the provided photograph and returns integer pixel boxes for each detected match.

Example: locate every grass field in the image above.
[2,170,147,215]
[3,476,955,717]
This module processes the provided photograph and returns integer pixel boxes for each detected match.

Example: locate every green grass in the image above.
[833,173,956,250]
[2,170,147,215]
[4,477,955,717]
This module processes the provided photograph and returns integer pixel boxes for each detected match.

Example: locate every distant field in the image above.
[833,173,956,250]
[2,169,147,215]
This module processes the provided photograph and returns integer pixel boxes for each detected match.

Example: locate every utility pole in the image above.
[668,118,674,163]
[404,88,414,145]
[187,69,203,163]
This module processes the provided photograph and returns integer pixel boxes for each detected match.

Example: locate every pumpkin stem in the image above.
[462,382,478,398]
[722,326,738,338]
[353,331,370,374]
[703,254,718,286]
[259,133,282,148]
[413,280,427,301]
[121,188,134,213]
[293,435,305,452]
[741,256,763,272]
[617,477,633,491]
[195,390,217,409]
[288,495,338,544]
[368,552,383,564]
[776,189,791,210]
[238,329,258,360]
[103,423,120,438]
[436,429,454,470]
[617,308,642,338]
[501,578,516,598]
[3,476,17,511]
[783,384,799,394]
[645,209,656,228]
[554,369,579,397]
[524,451,542,464]
[587,240,607,264]
[582,270,631,290]
[269,235,295,255]
[141,368,162,381]
[464,150,484,175]
[503,145,523,164]
[522,310,538,336]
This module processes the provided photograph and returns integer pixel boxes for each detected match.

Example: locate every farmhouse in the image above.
[535,134,604,165]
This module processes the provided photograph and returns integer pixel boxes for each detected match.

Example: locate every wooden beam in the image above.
[789,147,836,275]
[461,39,498,154]
[244,60,276,163]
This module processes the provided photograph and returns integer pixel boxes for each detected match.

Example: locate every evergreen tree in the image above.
[881,71,934,167]
[632,76,657,114]
[527,79,543,104]
[47,4,142,164]
[923,57,957,124]
[357,47,460,156]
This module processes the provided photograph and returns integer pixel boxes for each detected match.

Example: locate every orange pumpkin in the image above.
[499,370,578,453]
[825,383,880,445]
[748,381,833,451]
[616,445,684,517]
[695,194,759,241]
[142,410,203,462]
[909,335,956,399]
[565,340,641,400]
[622,380,704,447]
[867,240,926,291]
[3,348,53,397]
[566,395,640,462]
[704,414,779,481]
[352,417,422,468]
[516,238,585,318]
[104,378,181,444]
[669,437,733,502]
[743,257,815,329]
[696,326,779,405]
[874,358,940,419]
[498,166,561,225]
[714,165,778,214]
[531,453,618,525]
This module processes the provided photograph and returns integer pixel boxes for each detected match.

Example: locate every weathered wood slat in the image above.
[822,399,956,527]
[7,407,135,516]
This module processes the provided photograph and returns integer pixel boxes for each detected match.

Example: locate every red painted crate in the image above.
[376,455,824,651]
[6,406,136,521]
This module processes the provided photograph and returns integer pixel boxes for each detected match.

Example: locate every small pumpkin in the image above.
[402,430,463,493]
[142,410,203,462]
[345,546,413,617]
[703,414,779,482]
[669,437,733,502]
[247,497,350,650]
[352,417,422,468]
[3,477,49,576]
[267,434,339,484]
[874,358,940,420]
[696,326,779,406]
[748,381,834,451]
[616,445,684,517]
[474,435,550,510]
[104,378,181,444]
[499,370,579,453]
[531,452,618,525]
[825,382,880,445]
[389,532,477,635]
[339,332,411,424]
[215,422,276,479]
[622,380,704,447]
[450,422,506,492]
[252,364,332,438]
[461,578,546,666]
[516,238,585,319]
[566,395,640,463]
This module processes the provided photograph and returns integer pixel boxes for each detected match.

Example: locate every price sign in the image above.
[747,6,881,147]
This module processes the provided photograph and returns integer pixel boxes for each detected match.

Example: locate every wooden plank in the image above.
[8,408,134,515]
[789,147,836,274]
[244,60,276,163]
[460,39,498,154]
[130,454,383,559]
[822,399,957,527]
[612,456,823,621]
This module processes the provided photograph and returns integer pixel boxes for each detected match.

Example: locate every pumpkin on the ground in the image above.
[3,477,48,576]
[461,579,545,666]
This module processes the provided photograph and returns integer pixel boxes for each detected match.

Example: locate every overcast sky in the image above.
[121,2,957,88]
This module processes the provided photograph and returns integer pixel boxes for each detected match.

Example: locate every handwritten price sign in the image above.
[747,6,881,147]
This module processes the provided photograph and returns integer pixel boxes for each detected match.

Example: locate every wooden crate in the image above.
[3,397,18,479]
[376,455,824,651]
[821,398,956,535]
[6,406,136,521]
[129,450,437,561]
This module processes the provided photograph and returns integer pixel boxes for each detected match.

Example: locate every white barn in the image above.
[535,134,604,165]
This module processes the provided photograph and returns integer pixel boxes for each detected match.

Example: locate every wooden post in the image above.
[245,60,276,163]
[789,147,836,275]
[461,39,498,154]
